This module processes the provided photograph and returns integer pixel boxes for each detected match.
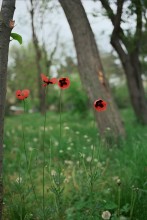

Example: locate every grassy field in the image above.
[3,108,147,220]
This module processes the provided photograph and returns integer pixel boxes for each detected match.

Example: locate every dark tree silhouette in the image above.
[0,0,16,218]
[99,0,147,124]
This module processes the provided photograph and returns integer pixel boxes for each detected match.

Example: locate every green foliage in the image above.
[8,42,38,109]
[111,84,131,109]
[8,45,89,113]
[101,52,124,79]
[63,73,89,114]
[10,33,23,45]
[3,108,147,219]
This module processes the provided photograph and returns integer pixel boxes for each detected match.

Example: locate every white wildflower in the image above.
[90,145,94,150]
[54,141,59,146]
[28,147,33,151]
[16,177,22,184]
[106,127,111,131]
[33,138,38,142]
[51,170,56,176]
[64,160,73,165]
[64,126,70,130]
[97,162,103,168]
[80,153,85,158]
[101,210,111,220]
[87,139,91,142]
[86,156,92,162]
[76,161,79,165]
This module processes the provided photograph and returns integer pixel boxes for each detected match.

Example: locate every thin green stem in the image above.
[58,89,62,170]
[57,89,62,218]
[82,157,89,181]
[18,148,23,220]
[117,186,121,217]
[22,100,39,207]
[52,89,63,219]
[48,138,52,174]
[130,188,137,219]
[89,145,95,193]
[42,87,48,220]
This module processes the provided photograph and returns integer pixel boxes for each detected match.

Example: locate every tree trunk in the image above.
[100,0,147,124]
[59,0,125,140]
[129,51,147,124]
[30,0,46,114]
[111,35,147,124]
[0,0,16,218]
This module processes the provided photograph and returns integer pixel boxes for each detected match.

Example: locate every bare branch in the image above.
[49,31,59,61]
[113,0,124,33]
[99,0,129,48]
[42,30,60,75]
[100,0,115,23]
[134,0,142,50]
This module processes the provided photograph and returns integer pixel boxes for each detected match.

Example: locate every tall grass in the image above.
[3,108,147,219]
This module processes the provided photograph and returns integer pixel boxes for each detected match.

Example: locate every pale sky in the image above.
[0,0,136,59]
[9,0,113,55]
[1,0,131,73]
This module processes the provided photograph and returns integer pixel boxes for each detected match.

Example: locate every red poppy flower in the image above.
[94,99,107,111]
[16,89,30,100]
[41,73,57,87]
[58,77,70,89]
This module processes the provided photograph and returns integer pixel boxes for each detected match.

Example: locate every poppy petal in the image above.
[18,95,25,100]
[16,89,30,100]
[16,90,24,100]
[50,78,57,84]
[41,73,49,83]
[16,90,21,96]
[22,89,30,98]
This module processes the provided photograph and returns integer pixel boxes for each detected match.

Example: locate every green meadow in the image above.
[3,108,147,220]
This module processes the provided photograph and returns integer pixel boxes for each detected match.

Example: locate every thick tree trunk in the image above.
[59,0,125,139]
[129,52,147,124]
[0,0,16,218]
[111,36,147,124]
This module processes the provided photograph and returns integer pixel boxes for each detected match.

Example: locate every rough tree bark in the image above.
[59,0,125,139]
[100,0,147,124]
[0,0,16,218]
